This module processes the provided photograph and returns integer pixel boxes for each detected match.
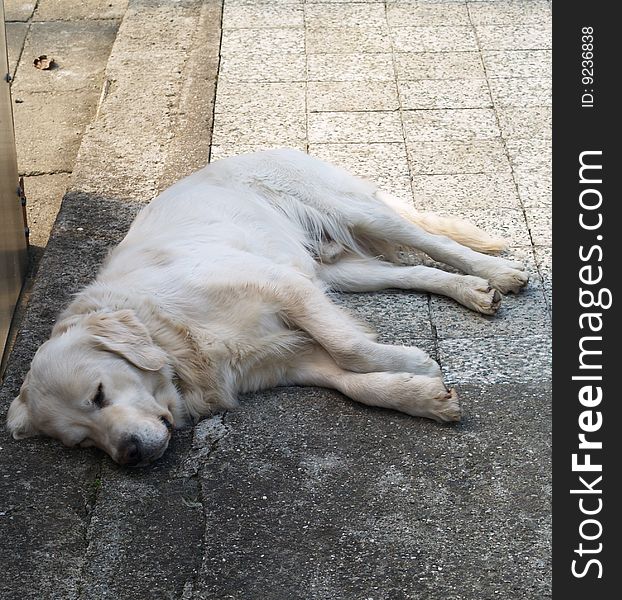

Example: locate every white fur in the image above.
[6,149,528,465]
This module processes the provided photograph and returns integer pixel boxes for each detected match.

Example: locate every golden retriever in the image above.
[7,149,527,465]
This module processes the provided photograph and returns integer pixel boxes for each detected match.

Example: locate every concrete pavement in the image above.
[1,1,552,598]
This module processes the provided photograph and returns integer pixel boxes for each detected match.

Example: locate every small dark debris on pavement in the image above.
[33,55,56,70]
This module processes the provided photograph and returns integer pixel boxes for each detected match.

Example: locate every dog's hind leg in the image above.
[284,345,460,423]
[374,190,507,254]
[264,153,523,290]
[335,193,528,294]
[317,256,501,315]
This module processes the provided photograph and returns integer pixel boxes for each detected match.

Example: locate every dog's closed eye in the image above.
[92,383,106,408]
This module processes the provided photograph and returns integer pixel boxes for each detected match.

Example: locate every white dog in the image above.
[6,149,527,465]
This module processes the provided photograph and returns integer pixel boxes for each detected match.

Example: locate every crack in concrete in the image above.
[175,411,231,479]
[19,169,72,177]
[75,457,104,600]
[206,0,225,166]
[175,410,230,599]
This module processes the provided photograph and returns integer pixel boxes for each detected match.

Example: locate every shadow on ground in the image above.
[0,191,551,600]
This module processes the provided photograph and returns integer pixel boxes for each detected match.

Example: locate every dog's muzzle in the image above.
[117,433,169,466]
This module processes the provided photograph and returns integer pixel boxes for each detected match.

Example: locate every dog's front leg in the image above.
[284,346,460,423]
[276,277,441,378]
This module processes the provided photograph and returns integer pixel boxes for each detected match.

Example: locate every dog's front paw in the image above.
[416,352,443,379]
[395,376,461,422]
[430,388,461,423]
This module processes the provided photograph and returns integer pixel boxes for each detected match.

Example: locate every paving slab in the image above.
[439,334,551,387]
[13,90,101,175]
[159,0,222,189]
[33,0,128,21]
[305,2,386,28]
[534,246,552,312]
[505,138,551,208]
[525,207,552,247]
[191,382,551,599]
[475,24,552,51]
[411,172,521,211]
[430,282,550,340]
[221,27,304,55]
[305,0,383,3]
[497,106,551,139]
[223,2,303,28]
[489,77,552,108]
[4,21,27,77]
[334,290,435,342]
[78,435,204,600]
[3,0,36,21]
[406,139,512,176]
[227,0,302,4]
[402,108,500,142]
[308,111,404,144]
[534,244,551,273]
[307,52,394,82]
[71,0,209,201]
[220,52,306,82]
[0,437,100,600]
[22,173,71,248]
[516,178,551,209]
[212,110,307,147]
[395,51,485,81]
[306,26,392,54]
[391,26,479,53]
[308,80,399,112]
[12,20,120,93]
[386,2,470,27]
[482,49,552,78]
[505,138,552,179]
[399,78,492,110]
[467,0,551,26]
[309,142,411,184]
[210,142,307,162]
[214,81,306,115]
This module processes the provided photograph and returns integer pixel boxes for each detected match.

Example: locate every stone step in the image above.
[0,2,222,598]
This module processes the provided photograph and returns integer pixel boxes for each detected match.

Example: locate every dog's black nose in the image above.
[120,436,143,466]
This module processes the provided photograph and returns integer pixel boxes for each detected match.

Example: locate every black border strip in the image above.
[553,3,620,597]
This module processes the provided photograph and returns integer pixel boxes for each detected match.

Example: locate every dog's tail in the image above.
[376,191,508,254]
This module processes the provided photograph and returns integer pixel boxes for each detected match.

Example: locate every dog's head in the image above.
[6,310,180,466]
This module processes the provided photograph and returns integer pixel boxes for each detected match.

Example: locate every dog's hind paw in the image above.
[475,259,529,295]
[489,267,529,294]
[457,276,502,314]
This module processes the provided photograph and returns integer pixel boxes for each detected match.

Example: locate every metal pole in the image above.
[0,0,28,363]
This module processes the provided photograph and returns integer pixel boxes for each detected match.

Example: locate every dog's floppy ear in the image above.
[86,309,167,371]
[7,392,38,440]
[51,314,86,337]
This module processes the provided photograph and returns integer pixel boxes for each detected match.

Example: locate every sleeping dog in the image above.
[7,149,527,465]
